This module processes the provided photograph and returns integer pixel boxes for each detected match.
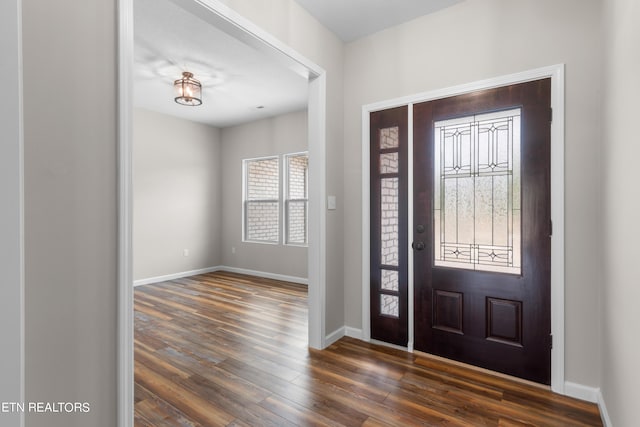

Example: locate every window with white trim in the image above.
[285,153,309,246]
[243,156,279,243]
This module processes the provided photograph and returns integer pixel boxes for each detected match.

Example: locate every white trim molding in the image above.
[549,64,566,395]
[325,327,345,347]
[117,1,134,426]
[133,266,223,287]
[345,327,363,340]
[306,72,327,349]
[406,104,415,354]
[119,1,328,425]
[134,266,308,287]
[361,111,372,342]
[596,390,612,427]
[361,64,566,393]
[0,1,25,426]
[563,382,612,427]
[215,266,308,286]
[325,326,365,347]
[564,381,599,403]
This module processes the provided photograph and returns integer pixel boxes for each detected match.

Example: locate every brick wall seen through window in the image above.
[244,157,279,243]
[243,153,308,246]
[285,153,308,245]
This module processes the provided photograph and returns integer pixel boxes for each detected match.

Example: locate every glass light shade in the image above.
[174,71,202,106]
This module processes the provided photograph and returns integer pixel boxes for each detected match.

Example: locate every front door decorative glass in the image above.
[433,109,521,274]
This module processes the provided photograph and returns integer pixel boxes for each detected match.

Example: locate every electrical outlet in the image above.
[231,247,236,254]
[183,249,189,257]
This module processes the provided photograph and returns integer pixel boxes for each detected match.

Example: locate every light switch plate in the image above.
[327,195,337,210]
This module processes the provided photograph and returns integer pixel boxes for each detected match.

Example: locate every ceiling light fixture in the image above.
[174,71,202,106]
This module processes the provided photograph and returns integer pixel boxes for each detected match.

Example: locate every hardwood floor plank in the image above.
[134,411,158,427]
[302,358,391,403]
[289,373,446,427]
[179,373,297,427]
[154,347,272,404]
[361,418,396,427]
[258,394,348,427]
[385,385,501,426]
[135,361,236,426]
[502,390,602,425]
[135,271,602,427]
[497,418,538,427]
[135,399,199,427]
[217,358,370,426]
[135,345,191,381]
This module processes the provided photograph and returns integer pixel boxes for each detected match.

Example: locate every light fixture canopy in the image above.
[174,71,202,106]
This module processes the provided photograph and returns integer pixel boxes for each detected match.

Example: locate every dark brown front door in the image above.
[413,79,552,384]
[370,106,408,346]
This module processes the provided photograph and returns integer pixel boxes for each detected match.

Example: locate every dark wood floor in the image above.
[134,271,602,427]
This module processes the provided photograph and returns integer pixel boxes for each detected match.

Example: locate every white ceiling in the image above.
[294,0,463,42]
[134,0,309,128]
[134,0,463,128]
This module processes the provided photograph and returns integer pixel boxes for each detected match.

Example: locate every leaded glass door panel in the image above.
[413,79,552,384]
[370,106,408,346]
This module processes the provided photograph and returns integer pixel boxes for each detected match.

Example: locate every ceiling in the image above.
[134,0,463,128]
[134,0,309,128]
[294,0,463,42]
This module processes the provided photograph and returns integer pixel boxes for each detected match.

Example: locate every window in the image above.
[285,153,309,246]
[242,153,308,246]
[243,156,279,243]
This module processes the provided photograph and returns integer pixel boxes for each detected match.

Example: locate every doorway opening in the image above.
[118,0,328,424]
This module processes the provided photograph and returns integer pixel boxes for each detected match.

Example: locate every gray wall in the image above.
[0,1,23,424]
[23,0,117,425]
[133,108,222,281]
[601,0,640,425]
[133,108,308,281]
[221,110,308,279]
[343,0,603,389]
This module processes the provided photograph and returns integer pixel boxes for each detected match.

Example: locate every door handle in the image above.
[412,241,425,251]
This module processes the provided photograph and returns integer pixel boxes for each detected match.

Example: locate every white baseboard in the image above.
[324,326,363,347]
[596,389,612,427]
[564,381,612,426]
[564,381,599,403]
[219,266,308,285]
[133,266,222,286]
[134,265,308,287]
[325,326,363,347]
[345,327,363,340]
[325,327,345,346]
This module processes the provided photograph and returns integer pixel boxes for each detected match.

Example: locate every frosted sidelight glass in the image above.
[433,109,521,274]
[381,269,399,291]
[379,126,399,149]
[380,152,399,174]
[381,178,399,266]
[381,294,399,318]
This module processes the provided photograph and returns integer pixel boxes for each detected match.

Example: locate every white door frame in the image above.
[0,0,25,426]
[361,64,566,394]
[118,0,327,425]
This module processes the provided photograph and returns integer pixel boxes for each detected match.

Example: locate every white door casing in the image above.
[361,64,565,394]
